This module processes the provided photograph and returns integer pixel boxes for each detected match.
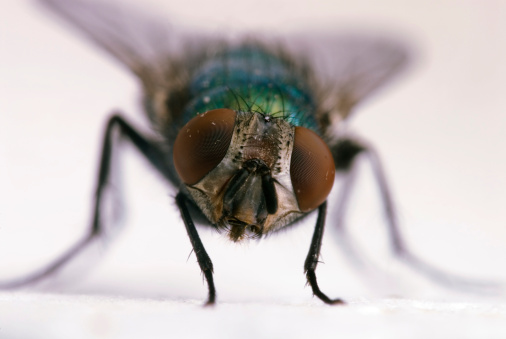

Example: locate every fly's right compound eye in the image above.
[290,126,335,212]
[173,108,236,185]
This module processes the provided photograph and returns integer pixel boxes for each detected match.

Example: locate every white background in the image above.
[1,0,506,338]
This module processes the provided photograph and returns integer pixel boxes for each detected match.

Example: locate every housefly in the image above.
[2,0,498,305]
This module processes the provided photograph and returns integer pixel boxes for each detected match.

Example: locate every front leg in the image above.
[176,192,216,305]
[304,201,345,305]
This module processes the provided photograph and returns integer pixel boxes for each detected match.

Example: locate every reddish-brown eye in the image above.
[173,108,236,185]
[290,127,335,212]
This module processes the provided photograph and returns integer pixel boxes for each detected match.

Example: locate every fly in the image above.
[1,0,500,305]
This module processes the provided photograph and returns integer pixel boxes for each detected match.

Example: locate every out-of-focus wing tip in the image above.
[281,31,414,121]
[35,0,178,79]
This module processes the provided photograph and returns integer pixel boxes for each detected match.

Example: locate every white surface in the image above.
[1,0,506,338]
[2,293,506,339]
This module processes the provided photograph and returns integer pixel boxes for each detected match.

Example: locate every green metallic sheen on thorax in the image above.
[183,45,319,131]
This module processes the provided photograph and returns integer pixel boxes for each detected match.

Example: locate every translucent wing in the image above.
[38,0,218,129]
[39,0,410,132]
[45,0,219,75]
[41,0,158,80]
[279,32,411,126]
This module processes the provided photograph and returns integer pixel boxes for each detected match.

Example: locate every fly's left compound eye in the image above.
[173,108,236,185]
[290,127,335,212]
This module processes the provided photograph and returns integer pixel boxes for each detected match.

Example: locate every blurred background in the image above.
[1,0,506,337]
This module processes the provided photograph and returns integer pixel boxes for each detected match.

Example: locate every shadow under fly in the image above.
[1,0,503,305]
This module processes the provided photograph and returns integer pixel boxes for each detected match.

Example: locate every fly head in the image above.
[173,109,335,241]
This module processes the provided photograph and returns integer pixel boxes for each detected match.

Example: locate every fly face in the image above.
[173,109,335,241]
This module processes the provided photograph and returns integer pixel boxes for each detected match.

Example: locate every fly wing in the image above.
[39,0,410,133]
[40,0,173,84]
[37,0,217,129]
[280,33,411,129]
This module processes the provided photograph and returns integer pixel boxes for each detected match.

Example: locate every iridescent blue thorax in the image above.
[183,46,319,131]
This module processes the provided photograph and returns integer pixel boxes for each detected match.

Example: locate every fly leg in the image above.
[176,193,216,305]
[0,114,173,288]
[367,145,504,293]
[332,138,504,294]
[305,201,345,305]
[331,139,403,259]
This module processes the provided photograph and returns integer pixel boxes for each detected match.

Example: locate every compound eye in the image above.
[173,109,236,185]
[290,127,335,212]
